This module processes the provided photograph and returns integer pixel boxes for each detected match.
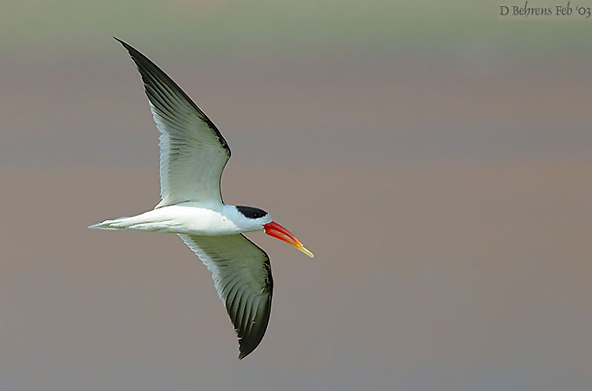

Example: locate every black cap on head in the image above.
[236,206,268,219]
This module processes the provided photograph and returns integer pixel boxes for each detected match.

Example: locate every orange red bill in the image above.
[264,221,314,258]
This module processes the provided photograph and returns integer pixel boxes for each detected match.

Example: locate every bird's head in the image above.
[235,206,314,258]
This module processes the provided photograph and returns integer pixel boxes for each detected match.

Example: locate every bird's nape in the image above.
[263,221,314,258]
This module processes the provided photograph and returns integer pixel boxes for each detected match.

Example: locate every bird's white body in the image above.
[91,203,272,236]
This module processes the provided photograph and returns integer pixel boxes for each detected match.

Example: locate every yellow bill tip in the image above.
[298,245,315,258]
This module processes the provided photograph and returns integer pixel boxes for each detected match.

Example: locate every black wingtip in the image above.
[113,37,133,53]
[113,38,141,58]
[238,342,254,360]
[236,311,271,360]
[238,343,258,360]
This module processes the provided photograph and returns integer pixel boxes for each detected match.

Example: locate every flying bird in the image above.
[90,38,314,359]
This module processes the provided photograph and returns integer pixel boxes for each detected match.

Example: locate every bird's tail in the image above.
[88,217,131,230]
[89,211,176,233]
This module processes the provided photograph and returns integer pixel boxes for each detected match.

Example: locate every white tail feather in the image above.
[88,217,131,230]
[88,211,179,233]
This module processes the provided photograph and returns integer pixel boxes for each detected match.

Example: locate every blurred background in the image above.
[1,1,592,390]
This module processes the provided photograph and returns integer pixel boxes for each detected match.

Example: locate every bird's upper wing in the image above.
[178,233,273,359]
[116,38,231,207]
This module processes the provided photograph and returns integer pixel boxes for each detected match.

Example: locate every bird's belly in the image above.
[130,204,243,235]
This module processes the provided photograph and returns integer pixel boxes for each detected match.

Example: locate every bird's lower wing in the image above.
[178,233,273,359]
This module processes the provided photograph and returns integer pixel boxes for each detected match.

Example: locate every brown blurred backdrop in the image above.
[1,1,591,390]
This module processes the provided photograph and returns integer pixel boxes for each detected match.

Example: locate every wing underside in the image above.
[178,234,273,359]
[115,38,231,207]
